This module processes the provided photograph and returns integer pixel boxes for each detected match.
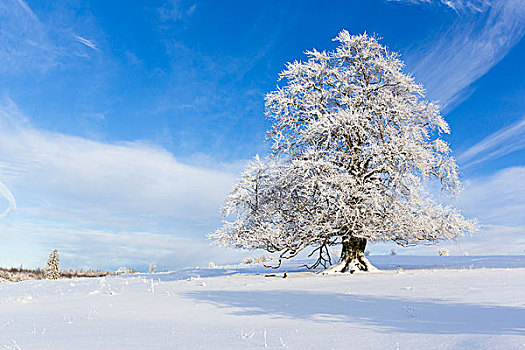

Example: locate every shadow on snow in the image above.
[184,290,525,335]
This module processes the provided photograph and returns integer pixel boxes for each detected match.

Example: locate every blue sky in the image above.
[0,0,523,271]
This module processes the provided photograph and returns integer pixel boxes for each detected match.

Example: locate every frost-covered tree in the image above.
[44,249,60,279]
[211,31,477,273]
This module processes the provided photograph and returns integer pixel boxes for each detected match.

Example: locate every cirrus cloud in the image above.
[395,0,525,108]
[0,97,244,269]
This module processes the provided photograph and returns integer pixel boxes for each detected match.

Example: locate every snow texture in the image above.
[1,256,524,349]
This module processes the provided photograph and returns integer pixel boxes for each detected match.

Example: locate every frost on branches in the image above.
[210,31,477,273]
[45,249,60,280]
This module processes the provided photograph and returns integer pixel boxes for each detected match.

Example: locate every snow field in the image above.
[1,264,524,349]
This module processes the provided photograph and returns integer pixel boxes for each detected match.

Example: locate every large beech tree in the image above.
[211,31,476,273]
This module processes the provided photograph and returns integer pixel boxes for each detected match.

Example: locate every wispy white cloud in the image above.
[398,0,525,108]
[0,97,243,269]
[186,4,197,16]
[460,167,525,226]
[388,0,491,13]
[0,98,238,225]
[0,0,104,73]
[0,0,57,72]
[12,0,37,17]
[459,115,525,166]
[158,0,197,22]
[447,166,525,253]
[0,180,16,217]
[74,35,99,51]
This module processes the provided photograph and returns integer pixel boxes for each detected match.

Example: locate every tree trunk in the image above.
[323,237,377,274]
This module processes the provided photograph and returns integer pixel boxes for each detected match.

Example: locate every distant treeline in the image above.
[0,266,125,282]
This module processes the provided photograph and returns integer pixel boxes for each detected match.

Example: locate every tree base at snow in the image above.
[322,238,378,274]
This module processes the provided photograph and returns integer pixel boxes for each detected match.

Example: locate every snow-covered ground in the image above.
[1,256,524,349]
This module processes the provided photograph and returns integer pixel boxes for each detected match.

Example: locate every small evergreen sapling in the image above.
[45,249,60,279]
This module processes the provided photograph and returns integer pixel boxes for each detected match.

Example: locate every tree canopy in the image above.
[210,31,477,273]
